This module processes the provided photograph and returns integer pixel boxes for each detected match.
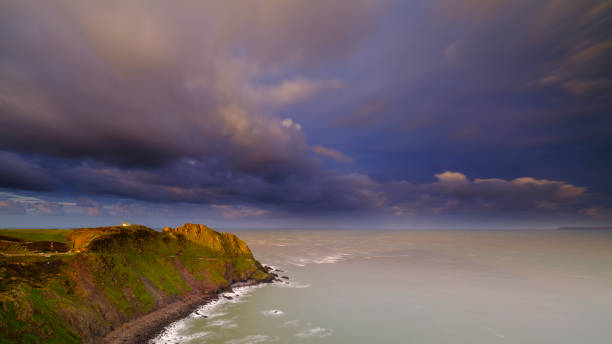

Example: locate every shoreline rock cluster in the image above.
[105,279,271,344]
[127,266,288,344]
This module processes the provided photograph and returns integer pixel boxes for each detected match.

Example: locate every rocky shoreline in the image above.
[103,266,283,344]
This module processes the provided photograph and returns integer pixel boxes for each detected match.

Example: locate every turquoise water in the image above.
[152,230,612,343]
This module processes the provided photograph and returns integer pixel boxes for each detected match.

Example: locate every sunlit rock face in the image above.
[165,223,253,258]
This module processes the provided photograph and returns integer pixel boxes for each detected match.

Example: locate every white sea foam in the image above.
[150,326,211,344]
[207,318,238,329]
[295,327,333,338]
[225,334,279,344]
[363,253,413,260]
[273,280,310,289]
[283,320,300,327]
[482,325,513,343]
[287,253,351,266]
[286,257,309,267]
[149,320,189,344]
[150,284,266,343]
[265,264,284,271]
[261,309,284,317]
[313,253,351,264]
[151,263,298,343]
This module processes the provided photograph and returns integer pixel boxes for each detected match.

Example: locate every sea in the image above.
[151,229,612,344]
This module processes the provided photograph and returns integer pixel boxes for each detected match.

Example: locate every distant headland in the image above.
[557,226,612,231]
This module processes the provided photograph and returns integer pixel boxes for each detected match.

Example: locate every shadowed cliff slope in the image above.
[0,223,272,344]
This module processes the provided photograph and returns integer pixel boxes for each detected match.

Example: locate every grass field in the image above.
[0,229,73,243]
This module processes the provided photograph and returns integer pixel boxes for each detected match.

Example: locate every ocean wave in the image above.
[264,264,284,271]
[314,253,351,264]
[363,253,413,260]
[295,327,333,338]
[286,257,309,267]
[286,253,351,266]
[225,334,279,344]
[150,324,211,344]
[273,281,311,289]
[207,318,238,329]
[283,320,300,327]
[192,284,266,318]
[150,284,265,343]
[261,309,284,317]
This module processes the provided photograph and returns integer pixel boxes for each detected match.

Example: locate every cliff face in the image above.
[163,223,253,258]
[0,224,271,344]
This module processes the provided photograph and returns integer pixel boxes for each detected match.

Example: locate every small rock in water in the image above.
[281,276,289,279]
[223,295,233,300]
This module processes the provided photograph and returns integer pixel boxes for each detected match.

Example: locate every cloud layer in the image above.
[0,0,610,227]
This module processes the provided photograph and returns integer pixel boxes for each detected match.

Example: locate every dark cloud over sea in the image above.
[0,0,611,228]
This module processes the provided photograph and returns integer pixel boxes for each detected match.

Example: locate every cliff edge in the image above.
[0,223,272,344]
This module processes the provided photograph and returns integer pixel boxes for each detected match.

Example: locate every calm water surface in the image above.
[152,230,612,343]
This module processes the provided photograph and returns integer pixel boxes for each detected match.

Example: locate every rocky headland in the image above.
[0,223,276,343]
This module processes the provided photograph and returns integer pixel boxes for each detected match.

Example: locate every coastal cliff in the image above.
[0,223,272,343]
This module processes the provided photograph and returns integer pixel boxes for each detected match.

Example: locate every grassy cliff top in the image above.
[0,229,73,243]
[0,224,255,258]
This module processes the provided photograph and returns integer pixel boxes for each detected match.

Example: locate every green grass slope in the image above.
[0,229,73,243]
[0,224,271,344]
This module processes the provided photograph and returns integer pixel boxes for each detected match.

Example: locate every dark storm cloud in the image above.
[67,159,383,213]
[318,0,612,198]
[0,0,610,225]
[384,171,589,217]
[0,0,389,217]
[434,0,612,90]
[0,152,58,191]
[0,0,376,169]
[341,0,612,135]
[2,160,591,221]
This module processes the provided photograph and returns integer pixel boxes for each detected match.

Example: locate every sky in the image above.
[0,0,611,229]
